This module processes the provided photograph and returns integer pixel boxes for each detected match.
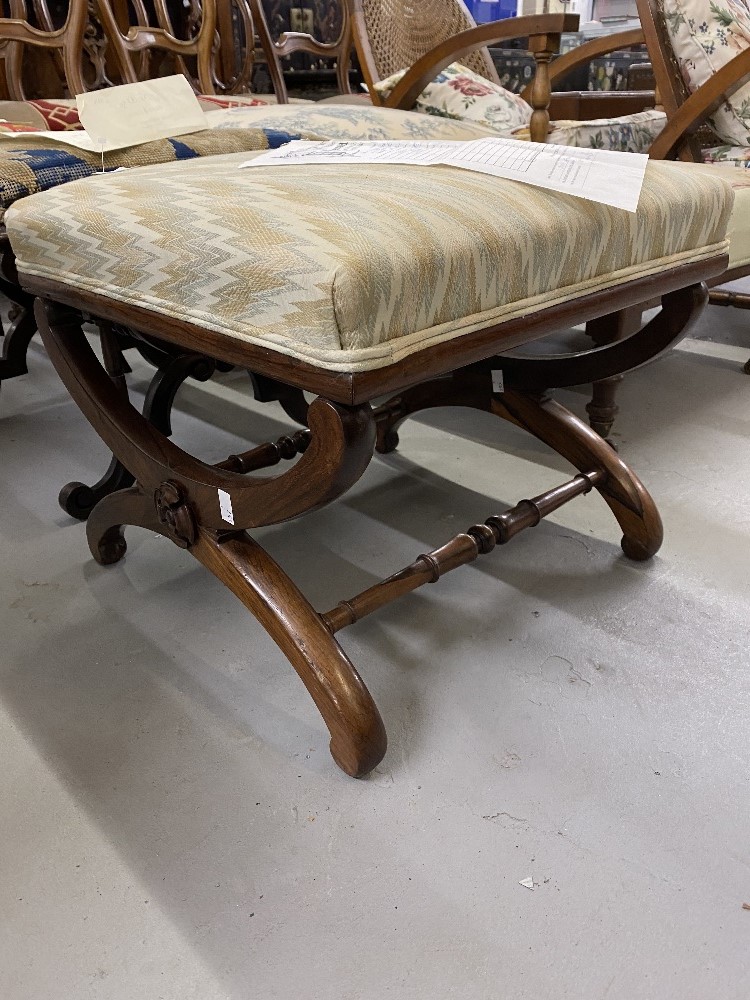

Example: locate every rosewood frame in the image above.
[22,246,726,776]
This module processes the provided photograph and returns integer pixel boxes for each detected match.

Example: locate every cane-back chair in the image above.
[349,0,655,142]
[352,0,498,84]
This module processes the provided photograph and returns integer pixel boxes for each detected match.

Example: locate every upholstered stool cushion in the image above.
[6,155,732,373]
[684,163,750,269]
[0,127,320,224]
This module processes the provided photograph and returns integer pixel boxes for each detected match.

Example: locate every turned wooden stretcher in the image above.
[5,151,733,776]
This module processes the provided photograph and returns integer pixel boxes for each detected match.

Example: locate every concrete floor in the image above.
[1,297,749,999]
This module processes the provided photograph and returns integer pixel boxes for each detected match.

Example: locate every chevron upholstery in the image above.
[0,127,321,224]
[7,155,733,373]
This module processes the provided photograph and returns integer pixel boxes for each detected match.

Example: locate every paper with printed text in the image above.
[240,138,649,212]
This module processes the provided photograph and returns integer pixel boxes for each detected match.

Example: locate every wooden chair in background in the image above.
[636,0,750,369]
[349,0,654,141]
[92,0,218,94]
[0,0,89,98]
[0,0,91,395]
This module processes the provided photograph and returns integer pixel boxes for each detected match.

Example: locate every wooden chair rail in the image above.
[322,468,604,633]
[548,90,655,119]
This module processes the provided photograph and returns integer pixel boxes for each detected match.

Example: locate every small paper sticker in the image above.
[218,489,234,525]
[492,370,504,394]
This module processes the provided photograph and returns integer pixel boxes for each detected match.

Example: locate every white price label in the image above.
[218,488,235,525]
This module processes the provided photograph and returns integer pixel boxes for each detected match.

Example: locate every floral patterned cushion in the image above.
[511,110,667,152]
[373,62,531,134]
[662,0,750,146]
[703,143,750,164]
[202,102,499,141]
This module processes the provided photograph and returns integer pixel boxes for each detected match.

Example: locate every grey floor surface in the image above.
[1,299,749,999]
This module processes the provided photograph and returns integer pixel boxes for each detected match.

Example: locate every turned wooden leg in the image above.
[584,306,643,439]
[191,529,387,778]
[585,374,623,441]
[491,389,662,560]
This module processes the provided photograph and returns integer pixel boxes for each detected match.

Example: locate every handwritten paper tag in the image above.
[76,75,207,152]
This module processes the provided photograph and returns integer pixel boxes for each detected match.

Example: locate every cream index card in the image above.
[242,138,649,213]
[75,75,207,152]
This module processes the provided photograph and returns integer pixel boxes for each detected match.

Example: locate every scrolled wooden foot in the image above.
[191,529,387,778]
[0,300,36,384]
[492,389,662,560]
[86,486,169,565]
[59,457,135,521]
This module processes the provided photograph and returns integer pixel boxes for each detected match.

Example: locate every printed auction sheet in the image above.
[241,138,649,212]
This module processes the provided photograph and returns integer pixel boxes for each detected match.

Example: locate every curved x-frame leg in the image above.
[40,300,384,776]
[491,389,661,560]
[376,287,703,454]
[85,486,387,777]
[192,530,387,777]
[0,248,37,389]
[376,373,661,560]
[60,339,219,520]
[37,289,692,774]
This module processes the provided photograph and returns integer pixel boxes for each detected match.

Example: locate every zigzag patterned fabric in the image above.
[0,104,500,223]
[7,153,733,371]
[0,127,313,223]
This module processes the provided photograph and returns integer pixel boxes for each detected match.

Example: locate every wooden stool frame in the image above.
[24,252,724,777]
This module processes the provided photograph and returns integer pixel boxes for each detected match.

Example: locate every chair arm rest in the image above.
[649,46,750,159]
[543,29,645,91]
[382,14,579,111]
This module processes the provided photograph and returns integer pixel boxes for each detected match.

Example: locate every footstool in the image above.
[6,152,733,776]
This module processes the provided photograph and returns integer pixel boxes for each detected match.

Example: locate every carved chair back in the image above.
[92,0,218,93]
[0,0,89,98]
[271,0,354,97]
[348,0,499,90]
[150,0,260,96]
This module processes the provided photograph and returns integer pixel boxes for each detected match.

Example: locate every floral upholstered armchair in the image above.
[349,0,667,153]
[647,0,750,167]
[639,0,750,352]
